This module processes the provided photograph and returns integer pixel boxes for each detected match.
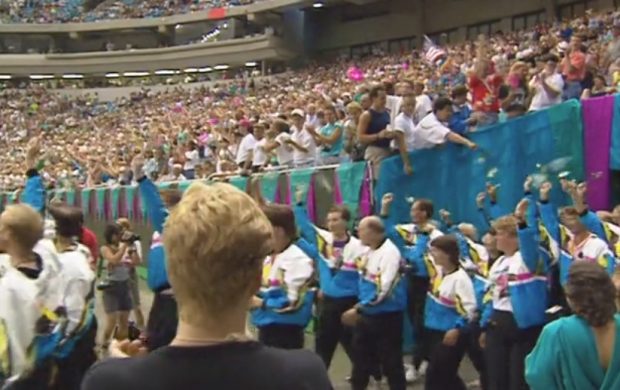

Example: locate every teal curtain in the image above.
[260,172,280,203]
[81,188,92,216]
[179,180,192,194]
[336,162,367,224]
[289,168,315,203]
[66,190,76,207]
[547,100,585,180]
[376,107,571,233]
[229,176,249,193]
[95,188,106,219]
[111,188,120,220]
[125,186,136,219]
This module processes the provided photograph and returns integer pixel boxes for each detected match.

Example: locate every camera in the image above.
[121,231,140,243]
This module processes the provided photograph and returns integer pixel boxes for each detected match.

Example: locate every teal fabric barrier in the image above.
[336,162,367,224]
[611,94,620,170]
[289,168,315,203]
[229,176,248,193]
[111,188,120,220]
[81,188,92,216]
[95,188,106,219]
[260,172,280,203]
[376,106,582,232]
[125,186,136,219]
[66,189,76,207]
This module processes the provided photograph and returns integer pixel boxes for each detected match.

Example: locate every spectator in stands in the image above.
[81,182,331,390]
[289,109,317,168]
[449,85,475,135]
[581,74,613,99]
[562,35,587,101]
[529,55,564,111]
[391,95,415,175]
[413,81,433,124]
[344,102,366,162]
[313,106,344,165]
[357,85,394,178]
[412,97,478,151]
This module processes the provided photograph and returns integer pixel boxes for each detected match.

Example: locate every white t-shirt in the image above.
[252,138,268,167]
[235,133,257,165]
[391,112,415,152]
[291,125,316,166]
[414,94,433,124]
[529,73,564,111]
[183,149,200,171]
[412,113,451,150]
[386,95,403,125]
[274,132,294,166]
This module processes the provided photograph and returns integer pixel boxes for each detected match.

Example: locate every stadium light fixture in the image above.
[154,70,176,75]
[29,74,54,80]
[0,75,11,80]
[198,67,213,73]
[313,2,324,8]
[184,68,199,73]
[245,61,258,67]
[123,71,149,77]
[62,74,84,79]
[214,64,229,70]
[105,72,120,78]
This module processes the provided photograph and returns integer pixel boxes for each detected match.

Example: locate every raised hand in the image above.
[439,209,451,224]
[476,192,486,209]
[514,198,529,223]
[523,176,533,193]
[539,181,552,201]
[486,183,498,203]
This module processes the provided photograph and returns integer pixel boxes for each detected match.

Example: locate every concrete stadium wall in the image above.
[309,0,616,52]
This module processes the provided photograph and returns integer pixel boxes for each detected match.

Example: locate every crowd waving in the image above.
[2,10,620,192]
[4,7,620,390]
[0,0,257,24]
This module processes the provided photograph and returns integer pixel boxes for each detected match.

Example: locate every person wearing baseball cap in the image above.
[288,109,317,168]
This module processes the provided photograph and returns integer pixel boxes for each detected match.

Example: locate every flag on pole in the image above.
[423,35,447,66]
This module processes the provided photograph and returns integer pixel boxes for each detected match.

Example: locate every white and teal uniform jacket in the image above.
[251,243,316,327]
[401,232,477,331]
[137,177,170,292]
[539,200,615,285]
[293,205,366,299]
[452,230,490,308]
[356,238,407,316]
[578,209,620,258]
[0,240,66,387]
[480,222,549,330]
[53,243,96,359]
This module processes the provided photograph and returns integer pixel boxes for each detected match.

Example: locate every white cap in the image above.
[291,109,305,118]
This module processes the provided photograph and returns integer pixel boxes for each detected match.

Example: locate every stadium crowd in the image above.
[2,6,620,390]
[0,0,256,24]
[2,10,620,192]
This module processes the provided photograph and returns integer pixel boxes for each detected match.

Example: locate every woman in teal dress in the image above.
[525,262,620,390]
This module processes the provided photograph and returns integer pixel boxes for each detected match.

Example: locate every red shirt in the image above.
[469,73,503,113]
[81,227,99,265]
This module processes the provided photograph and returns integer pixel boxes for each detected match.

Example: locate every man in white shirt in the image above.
[413,82,433,124]
[263,120,294,167]
[235,123,257,171]
[412,98,477,151]
[529,55,564,112]
[391,96,415,175]
[288,109,316,168]
[183,142,200,180]
[252,124,268,172]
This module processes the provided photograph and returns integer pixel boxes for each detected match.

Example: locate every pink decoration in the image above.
[346,66,365,82]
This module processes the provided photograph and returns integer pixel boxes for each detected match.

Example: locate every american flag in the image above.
[423,35,447,66]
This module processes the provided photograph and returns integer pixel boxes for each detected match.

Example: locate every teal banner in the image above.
[289,168,315,203]
[229,176,248,193]
[111,187,120,220]
[260,172,280,203]
[95,188,106,219]
[125,186,136,219]
[336,162,367,224]
[66,190,76,207]
[81,189,92,216]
